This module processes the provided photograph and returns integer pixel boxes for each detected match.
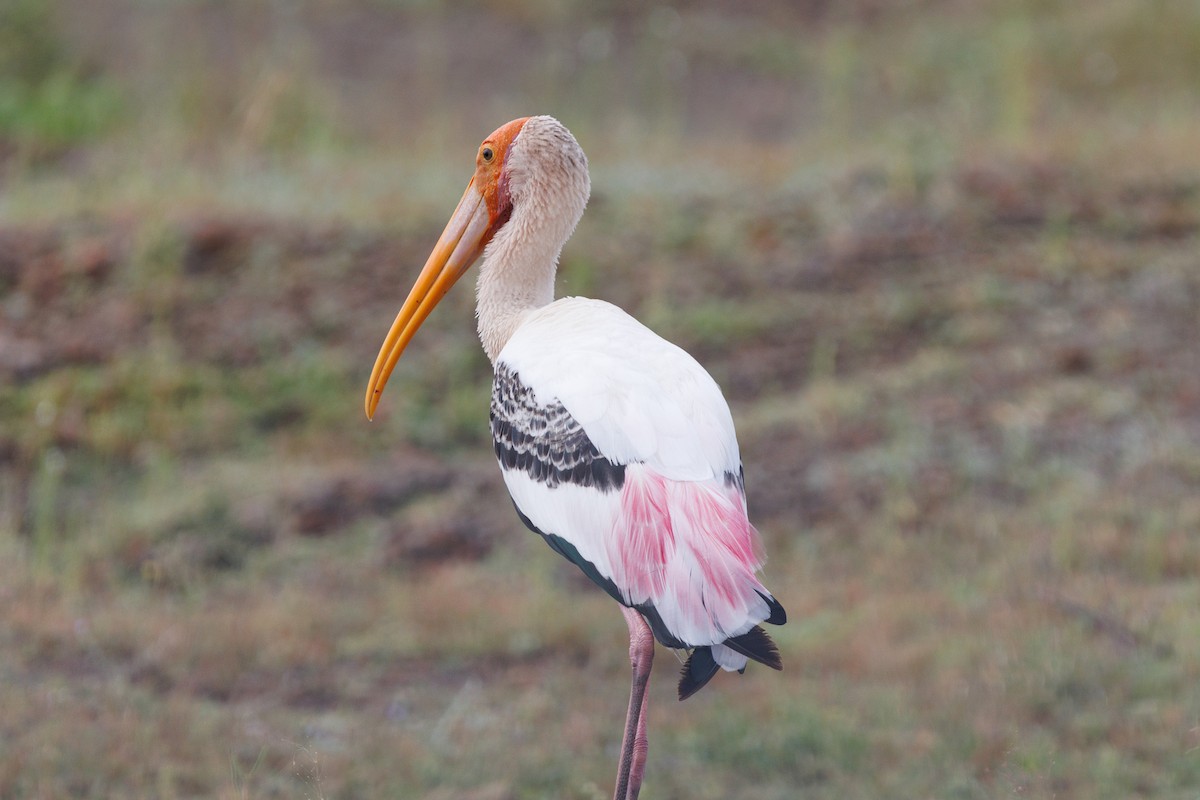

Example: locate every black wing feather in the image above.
[491,363,625,491]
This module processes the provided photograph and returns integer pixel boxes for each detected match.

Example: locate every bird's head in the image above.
[364,115,589,419]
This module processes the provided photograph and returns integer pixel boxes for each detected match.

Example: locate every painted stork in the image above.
[365,116,785,799]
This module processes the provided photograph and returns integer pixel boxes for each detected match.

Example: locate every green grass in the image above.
[1,1,1199,798]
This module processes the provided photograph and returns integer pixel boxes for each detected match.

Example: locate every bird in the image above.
[365,115,786,800]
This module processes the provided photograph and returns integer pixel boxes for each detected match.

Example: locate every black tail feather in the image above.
[722,625,783,671]
[759,591,787,626]
[677,626,784,700]
[677,647,720,701]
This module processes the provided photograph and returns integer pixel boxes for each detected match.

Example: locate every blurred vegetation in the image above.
[0,0,122,161]
[1,1,1199,798]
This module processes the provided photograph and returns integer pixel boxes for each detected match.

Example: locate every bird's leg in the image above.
[625,678,650,799]
[613,606,654,800]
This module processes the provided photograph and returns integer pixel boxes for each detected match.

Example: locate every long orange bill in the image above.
[365,179,492,419]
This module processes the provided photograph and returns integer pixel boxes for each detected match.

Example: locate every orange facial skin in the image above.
[476,116,528,230]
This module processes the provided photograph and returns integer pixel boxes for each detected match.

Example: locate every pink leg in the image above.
[613,606,654,800]
[625,684,650,798]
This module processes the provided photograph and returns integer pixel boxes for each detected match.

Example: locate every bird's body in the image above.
[492,297,783,695]
[365,116,785,798]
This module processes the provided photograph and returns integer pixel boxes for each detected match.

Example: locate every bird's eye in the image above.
[481,146,494,163]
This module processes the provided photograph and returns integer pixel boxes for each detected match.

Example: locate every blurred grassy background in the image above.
[2,1,1199,798]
